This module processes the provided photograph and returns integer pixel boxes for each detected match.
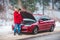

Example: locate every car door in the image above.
[43,19,50,30]
[38,18,47,31]
[46,19,54,30]
[39,16,50,31]
[43,16,51,30]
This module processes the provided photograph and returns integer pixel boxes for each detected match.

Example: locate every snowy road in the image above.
[21,32,60,40]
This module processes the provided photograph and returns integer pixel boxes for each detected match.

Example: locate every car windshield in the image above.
[33,15,41,21]
[22,18,36,25]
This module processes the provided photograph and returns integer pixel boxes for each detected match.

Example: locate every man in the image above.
[14,7,23,35]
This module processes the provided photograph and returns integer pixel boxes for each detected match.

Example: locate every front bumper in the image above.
[21,26,34,33]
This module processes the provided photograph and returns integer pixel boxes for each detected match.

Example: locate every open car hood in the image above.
[20,11,36,20]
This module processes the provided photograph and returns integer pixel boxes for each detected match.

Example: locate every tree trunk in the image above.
[18,0,22,8]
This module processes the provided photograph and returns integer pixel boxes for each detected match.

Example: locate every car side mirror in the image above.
[40,20,43,22]
[39,20,43,23]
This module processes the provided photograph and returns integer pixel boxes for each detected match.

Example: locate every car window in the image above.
[40,16,51,21]
[41,18,50,21]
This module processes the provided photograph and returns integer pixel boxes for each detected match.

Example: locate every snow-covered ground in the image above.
[54,21,60,31]
[55,21,60,27]
[0,21,13,35]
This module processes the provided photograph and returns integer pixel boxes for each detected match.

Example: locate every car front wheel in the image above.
[32,27,38,34]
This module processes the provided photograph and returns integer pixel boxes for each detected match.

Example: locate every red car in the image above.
[12,12,55,34]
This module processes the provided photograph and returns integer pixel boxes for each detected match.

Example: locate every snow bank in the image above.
[55,21,60,26]
[0,21,13,35]
[54,21,60,31]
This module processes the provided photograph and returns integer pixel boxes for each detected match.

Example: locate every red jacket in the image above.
[14,11,23,24]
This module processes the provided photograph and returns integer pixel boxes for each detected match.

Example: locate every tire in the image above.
[32,27,38,34]
[49,26,54,32]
